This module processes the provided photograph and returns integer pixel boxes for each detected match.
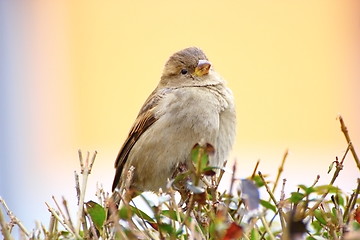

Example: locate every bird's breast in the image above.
[125,84,235,191]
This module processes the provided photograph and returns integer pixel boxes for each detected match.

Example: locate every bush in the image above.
[1,116,359,240]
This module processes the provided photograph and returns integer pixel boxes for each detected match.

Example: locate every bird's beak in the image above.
[194,60,211,77]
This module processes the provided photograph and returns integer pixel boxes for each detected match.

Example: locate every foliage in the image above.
[0,116,360,240]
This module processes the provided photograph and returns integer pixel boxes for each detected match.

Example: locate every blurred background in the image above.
[1,1,359,229]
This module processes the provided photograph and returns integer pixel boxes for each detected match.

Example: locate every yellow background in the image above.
[1,1,359,227]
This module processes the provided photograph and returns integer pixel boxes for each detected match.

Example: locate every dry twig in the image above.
[272,149,288,193]
[258,171,286,230]
[0,197,29,237]
[338,115,360,170]
[75,150,97,236]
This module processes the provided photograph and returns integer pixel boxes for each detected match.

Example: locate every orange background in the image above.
[0,1,359,227]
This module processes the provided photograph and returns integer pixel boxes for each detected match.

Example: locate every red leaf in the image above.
[147,221,159,231]
[205,143,215,155]
[203,169,216,176]
[221,222,243,240]
[354,205,360,224]
[193,192,207,205]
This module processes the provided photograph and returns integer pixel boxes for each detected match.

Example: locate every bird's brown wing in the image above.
[112,89,165,191]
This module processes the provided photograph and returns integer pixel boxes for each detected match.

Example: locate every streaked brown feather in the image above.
[112,90,166,191]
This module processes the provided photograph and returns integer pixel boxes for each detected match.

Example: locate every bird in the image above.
[111,47,236,196]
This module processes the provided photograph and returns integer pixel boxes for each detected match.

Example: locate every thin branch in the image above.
[0,205,13,240]
[215,160,228,190]
[89,151,97,173]
[338,115,360,170]
[47,214,57,237]
[62,197,75,233]
[260,174,286,239]
[244,217,258,238]
[168,186,185,240]
[280,178,287,202]
[75,150,97,236]
[272,149,288,193]
[78,149,84,173]
[45,202,76,237]
[74,171,80,205]
[258,171,286,230]
[0,197,29,237]
[306,145,349,216]
[310,175,320,188]
[260,215,276,240]
[251,160,260,180]
[344,178,360,224]
[85,214,99,240]
[52,196,75,233]
[226,161,237,207]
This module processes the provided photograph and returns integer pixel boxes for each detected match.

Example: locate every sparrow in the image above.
[112,47,236,194]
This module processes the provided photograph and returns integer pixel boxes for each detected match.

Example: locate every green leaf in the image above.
[298,184,315,195]
[249,228,260,240]
[59,231,71,238]
[327,161,335,173]
[260,199,276,212]
[130,205,155,223]
[200,154,209,171]
[334,193,344,207]
[191,143,214,172]
[118,206,133,220]
[352,221,360,230]
[209,222,216,238]
[175,228,184,237]
[191,144,202,164]
[289,192,305,204]
[252,175,265,188]
[322,232,330,239]
[161,210,185,222]
[311,220,322,234]
[331,207,337,218]
[85,201,106,231]
[172,171,191,186]
[159,223,176,235]
[314,185,340,194]
[306,236,317,240]
[313,209,327,225]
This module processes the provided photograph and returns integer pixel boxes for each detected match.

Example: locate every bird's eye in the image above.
[180,69,188,75]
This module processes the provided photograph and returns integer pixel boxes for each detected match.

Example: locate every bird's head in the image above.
[159,47,222,88]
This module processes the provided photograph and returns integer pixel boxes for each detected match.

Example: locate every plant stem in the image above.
[258,171,286,230]
[272,149,288,193]
[260,215,276,240]
[339,115,360,170]
[0,206,13,240]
